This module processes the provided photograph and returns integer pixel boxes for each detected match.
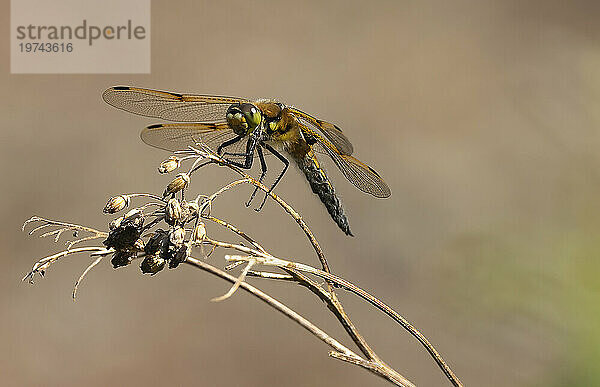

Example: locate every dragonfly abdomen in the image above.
[295,151,352,236]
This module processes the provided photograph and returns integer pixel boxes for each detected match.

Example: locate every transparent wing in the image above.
[141,122,263,162]
[290,107,354,155]
[103,86,249,122]
[313,142,391,198]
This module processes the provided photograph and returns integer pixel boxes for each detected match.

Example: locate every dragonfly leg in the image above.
[246,145,268,207]
[217,135,244,156]
[217,136,256,169]
[222,151,249,157]
[254,143,289,212]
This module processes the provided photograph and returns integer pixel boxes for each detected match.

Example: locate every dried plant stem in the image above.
[188,153,462,386]
[127,193,167,202]
[199,152,330,271]
[23,216,108,246]
[73,256,104,299]
[184,256,415,387]
[193,152,461,386]
[211,258,256,302]
[199,151,380,362]
[328,351,408,381]
[225,254,462,387]
[247,270,295,280]
[204,215,385,367]
[22,246,112,283]
[23,147,463,387]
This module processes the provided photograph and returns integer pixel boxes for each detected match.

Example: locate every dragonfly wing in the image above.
[142,122,234,151]
[290,107,354,156]
[103,86,248,122]
[313,142,391,198]
[141,123,262,161]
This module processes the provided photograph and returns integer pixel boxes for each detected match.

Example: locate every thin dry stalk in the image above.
[194,148,383,363]
[184,256,415,387]
[187,147,462,386]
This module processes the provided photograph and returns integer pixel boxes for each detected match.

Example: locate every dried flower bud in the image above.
[158,156,180,174]
[111,251,133,268]
[165,198,183,225]
[169,226,186,247]
[103,195,130,214]
[191,222,206,243]
[185,201,200,217]
[140,254,166,275]
[175,201,197,224]
[163,173,190,197]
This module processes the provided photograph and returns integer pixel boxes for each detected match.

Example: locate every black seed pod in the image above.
[111,251,133,268]
[103,208,146,251]
[144,229,169,256]
[140,254,166,275]
[123,209,145,228]
[168,245,189,269]
[103,224,141,251]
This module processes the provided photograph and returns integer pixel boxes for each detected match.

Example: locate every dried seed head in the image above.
[191,222,206,243]
[165,198,183,225]
[163,173,190,197]
[111,251,133,268]
[158,156,180,174]
[103,195,130,214]
[140,254,166,275]
[169,226,186,247]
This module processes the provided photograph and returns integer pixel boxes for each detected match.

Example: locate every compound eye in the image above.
[240,103,262,130]
[226,104,249,135]
[240,103,256,115]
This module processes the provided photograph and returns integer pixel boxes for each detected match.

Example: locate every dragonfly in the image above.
[103,86,391,236]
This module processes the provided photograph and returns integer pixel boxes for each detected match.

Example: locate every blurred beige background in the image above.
[3,0,600,385]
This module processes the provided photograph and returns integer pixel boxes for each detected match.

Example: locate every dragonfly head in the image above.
[226,103,262,135]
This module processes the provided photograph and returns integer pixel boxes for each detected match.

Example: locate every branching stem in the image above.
[22,147,463,387]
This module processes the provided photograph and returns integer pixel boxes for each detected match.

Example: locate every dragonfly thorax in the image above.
[256,101,295,137]
[226,103,262,135]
